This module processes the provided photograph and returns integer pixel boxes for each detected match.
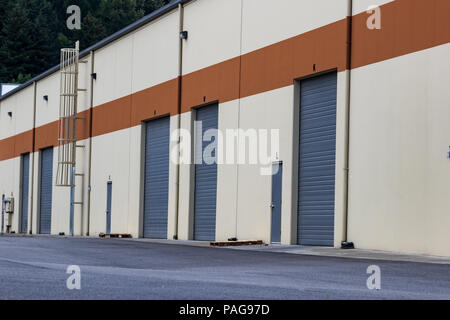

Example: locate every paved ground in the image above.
[0,235,449,300]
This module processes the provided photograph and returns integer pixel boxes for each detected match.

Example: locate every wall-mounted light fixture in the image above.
[91,73,97,80]
[7,112,12,118]
[43,95,48,101]
[180,31,188,40]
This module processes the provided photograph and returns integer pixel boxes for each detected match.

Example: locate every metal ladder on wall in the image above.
[55,41,86,236]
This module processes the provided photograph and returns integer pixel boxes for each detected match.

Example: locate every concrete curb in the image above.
[224,245,450,265]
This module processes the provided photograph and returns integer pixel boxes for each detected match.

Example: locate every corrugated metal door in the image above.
[39,147,53,235]
[143,117,170,239]
[298,72,337,246]
[106,182,112,234]
[194,104,218,241]
[20,153,30,234]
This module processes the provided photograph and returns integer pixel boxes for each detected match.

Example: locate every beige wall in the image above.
[90,128,132,236]
[167,115,181,240]
[241,0,348,54]
[0,86,34,234]
[0,86,34,136]
[93,10,179,107]
[93,35,133,107]
[215,100,240,241]
[236,86,295,243]
[182,0,242,75]
[132,11,179,93]
[347,43,450,257]
[177,111,195,240]
[0,157,19,231]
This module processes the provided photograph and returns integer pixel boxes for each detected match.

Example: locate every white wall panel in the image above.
[236,86,295,243]
[90,128,131,236]
[241,0,348,54]
[182,0,242,75]
[348,44,450,257]
[132,11,179,93]
[93,35,133,107]
[0,86,34,138]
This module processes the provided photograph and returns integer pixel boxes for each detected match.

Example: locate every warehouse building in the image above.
[0,0,449,257]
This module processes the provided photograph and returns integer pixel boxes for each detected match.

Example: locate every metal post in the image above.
[70,167,75,236]
[173,2,184,240]
[1,194,4,233]
[342,0,353,247]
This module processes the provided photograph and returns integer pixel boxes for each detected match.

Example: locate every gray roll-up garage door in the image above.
[297,72,337,246]
[194,104,218,241]
[143,117,170,239]
[39,147,53,235]
[20,153,30,234]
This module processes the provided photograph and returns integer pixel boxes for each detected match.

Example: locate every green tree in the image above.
[137,0,172,14]
[79,12,107,49]
[29,0,60,72]
[97,0,145,36]
[0,2,36,83]
[11,72,32,84]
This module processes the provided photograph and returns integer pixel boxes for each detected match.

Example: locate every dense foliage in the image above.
[0,0,172,83]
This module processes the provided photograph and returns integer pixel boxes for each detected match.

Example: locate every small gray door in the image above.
[106,182,112,234]
[194,104,218,241]
[271,162,283,243]
[298,72,337,246]
[143,117,170,239]
[39,147,53,235]
[20,153,30,234]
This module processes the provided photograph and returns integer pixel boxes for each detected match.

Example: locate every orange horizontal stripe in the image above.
[91,78,179,137]
[0,0,449,162]
[0,131,32,161]
[181,57,241,112]
[352,0,450,69]
[131,78,179,126]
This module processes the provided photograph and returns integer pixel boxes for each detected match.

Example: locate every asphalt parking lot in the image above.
[0,235,449,300]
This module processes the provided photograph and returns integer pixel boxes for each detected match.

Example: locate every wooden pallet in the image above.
[99,233,132,239]
[210,240,265,247]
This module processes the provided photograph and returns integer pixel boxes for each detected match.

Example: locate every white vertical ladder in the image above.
[56,41,86,236]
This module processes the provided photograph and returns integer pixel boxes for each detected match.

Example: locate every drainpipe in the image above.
[173,2,184,240]
[86,50,95,236]
[29,81,37,235]
[1,195,5,233]
[342,0,353,248]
